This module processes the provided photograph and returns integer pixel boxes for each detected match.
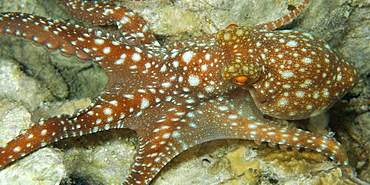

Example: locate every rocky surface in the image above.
[0,0,369,184]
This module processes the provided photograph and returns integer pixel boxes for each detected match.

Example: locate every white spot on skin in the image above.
[300,79,312,88]
[115,59,124,65]
[186,99,196,104]
[204,86,214,93]
[278,98,288,107]
[302,57,313,64]
[160,65,167,72]
[120,16,130,24]
[137,89,146,93]
[162,133,171,139]
[94,39,104,45]
[103,47,111,54]
[323,88,330,97]
[109,100,118,106]
[286,40,298,47]
[281,70,294,79]
[228,115,238,119]
[223,33,231,40]
[182,51,195,63]
[13,146,21,152]
[250,131,258,135]
[132,53,141,62]
[337,74,342,81]
[140,98,150,109]
[135,47,143,53]
[295,91,305,98]
[201,64,208,71]
[144,63,151,68]
[172,131,180,137]
[248,124,257,129]
[40,129,47,136]
[106,117,113,122]
[283,84,291,89]
[321,144,328,149]
[236,29,244,36]
[189,123,197,128]
[313,92,320,99]
[172,61,179,68]
[188,74,200,86]
[261,54,266,59]
[162,82,172,88]
[183,87,190,92]
[114,53,126,65]
[104,108,112,115]
[218,106,229,111]
[124,94,134,99]
[187,112,195,118]
[205,53,211,60]
[265,33,274,37]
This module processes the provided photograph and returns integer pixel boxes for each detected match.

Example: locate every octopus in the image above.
[0,0,357,184]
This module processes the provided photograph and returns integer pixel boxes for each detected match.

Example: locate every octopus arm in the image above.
[179,89,349,165]
[0,12,93,60]
[62,0,158,46]
[0,97,124,168]
[116,101,191,184]
[0,12,153,80]
[252,0,310,30]
[119,89,349,184]
[192,89,348,164]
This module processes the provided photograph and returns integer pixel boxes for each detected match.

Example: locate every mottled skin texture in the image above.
[219,28,356,120]
[0,0,357,184]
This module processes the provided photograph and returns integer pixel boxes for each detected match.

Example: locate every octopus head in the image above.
[217,27,357,120]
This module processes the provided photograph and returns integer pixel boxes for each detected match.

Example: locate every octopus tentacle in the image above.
[0,12,159,80]
[252,0,311,30]
[62,0,159,46]
[121,102,189,184]
[0,12,136,64]
[0,12,92,60]
[126,89,349,184]
[204,89,348,164]
[0,99,121,168]
[0,90,168,169]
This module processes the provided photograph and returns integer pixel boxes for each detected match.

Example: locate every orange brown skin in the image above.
[0,0,356,184]
[219,27,357,120]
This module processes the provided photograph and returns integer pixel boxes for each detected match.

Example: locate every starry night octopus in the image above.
[0,0,357,184]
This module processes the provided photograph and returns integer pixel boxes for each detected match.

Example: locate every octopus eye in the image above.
[234,76,248,85]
